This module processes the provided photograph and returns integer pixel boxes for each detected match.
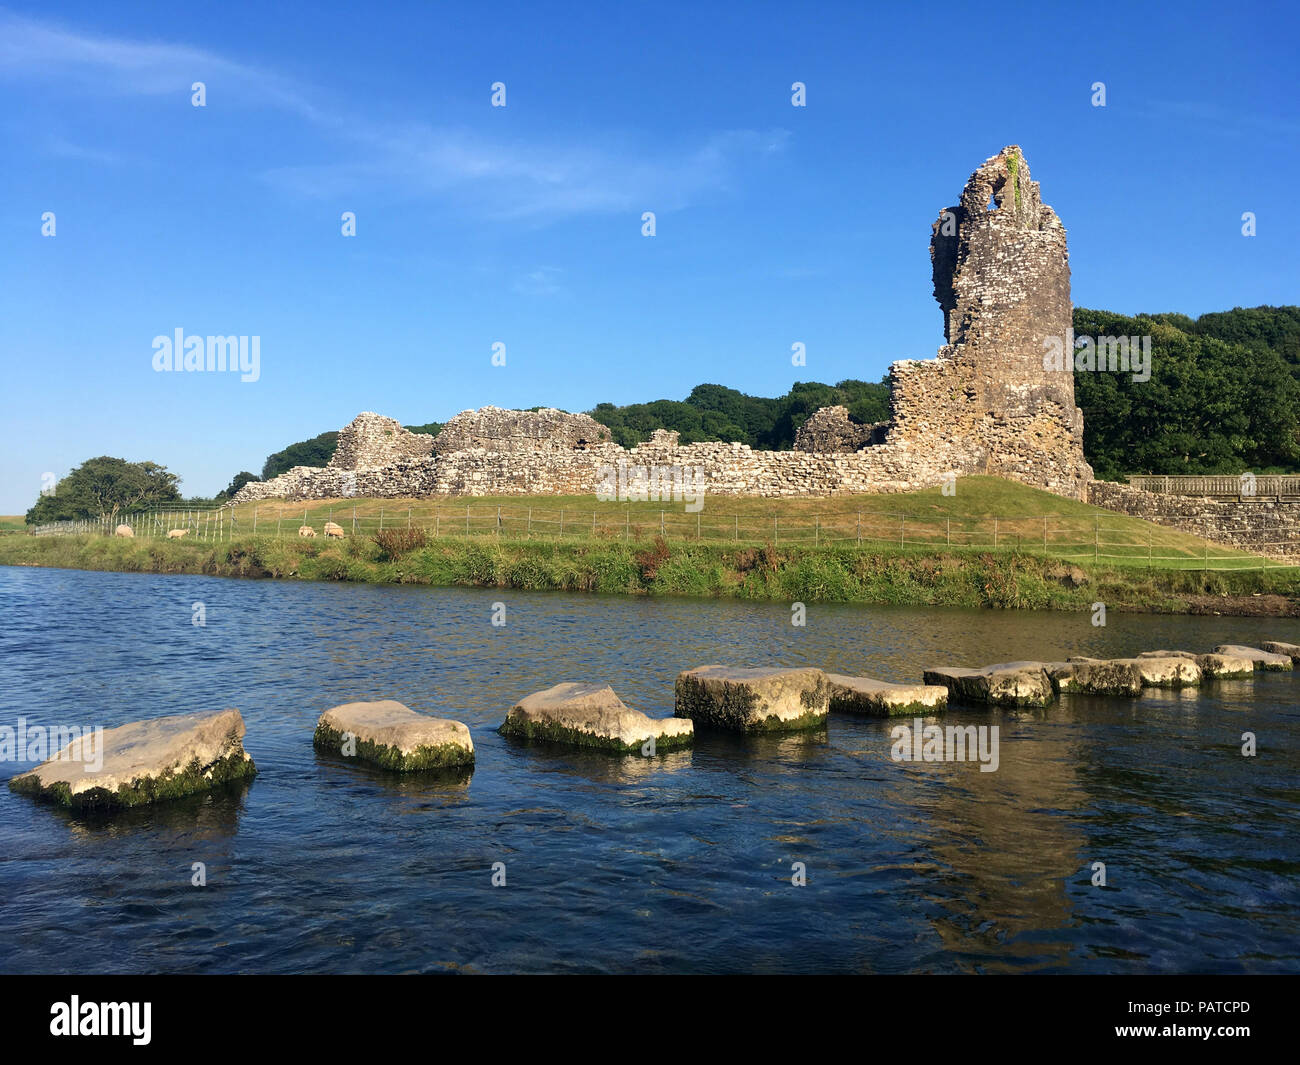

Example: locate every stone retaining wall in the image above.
[1088,481,1300,561]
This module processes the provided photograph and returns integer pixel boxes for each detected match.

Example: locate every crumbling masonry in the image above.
[234,147,1094,505]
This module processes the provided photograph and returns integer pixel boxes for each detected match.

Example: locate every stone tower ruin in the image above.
[882,145,1092,496]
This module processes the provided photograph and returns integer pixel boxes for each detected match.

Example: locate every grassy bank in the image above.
[4,528,1300,614]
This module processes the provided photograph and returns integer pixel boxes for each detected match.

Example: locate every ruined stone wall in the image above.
[432,406,612,454]
[233,432,963,503]
[1089,481,1300,561]
[328,413,435,471]
[793,406,881,452]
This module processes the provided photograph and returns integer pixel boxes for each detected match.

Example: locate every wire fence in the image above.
[1128,474,1300,500]
[25,501,1300,571]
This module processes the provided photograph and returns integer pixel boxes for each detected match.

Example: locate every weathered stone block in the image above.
[825,673,947,716]
[921,662,1054,707]
[500,683,692,753]
[1214,645,1293,671]
[314,700,474,770]
[674,666,829,732]
[9,709,256,809]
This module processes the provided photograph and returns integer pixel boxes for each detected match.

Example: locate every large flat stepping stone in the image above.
[501,683,693,753]
[1260,641,1300,663]
[825,673,947,717]
[675,666,829,732]
[1068,655,1202,688]
[1047,659,1143,696]
[1214,644,1293,671]
[315,700,474,770]
[8,709,255,810]
[1136,649,1253,679]
[921,662,1054,707]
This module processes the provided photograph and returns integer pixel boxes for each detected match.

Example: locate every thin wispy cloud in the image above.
[264,126,791,220]
[0,9,322,118]
[0,10,788,221]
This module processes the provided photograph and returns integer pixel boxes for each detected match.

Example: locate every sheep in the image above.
[298,525,317,538]
[167,528,188,539]
[323,521,345,539]
[114,524,133,538]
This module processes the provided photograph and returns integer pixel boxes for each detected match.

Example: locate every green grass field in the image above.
[130,476,1294,572]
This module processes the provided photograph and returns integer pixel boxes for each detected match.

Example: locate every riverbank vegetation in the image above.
[6,480,1299,615]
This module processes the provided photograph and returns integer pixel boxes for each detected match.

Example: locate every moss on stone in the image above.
[1006,150,1021,211]
[830,693,945,717]
[313,723,474,771]
[9,751,257,810]
[498,715,692,754]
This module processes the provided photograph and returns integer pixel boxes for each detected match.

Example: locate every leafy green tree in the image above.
[215,472,260,501]
[26,457,182,523]
[261,431,339,480]
[1072,308,1300,477]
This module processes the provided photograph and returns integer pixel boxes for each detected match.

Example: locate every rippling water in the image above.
[1,565,1297,973]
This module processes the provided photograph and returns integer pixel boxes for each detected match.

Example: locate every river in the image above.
[1,566,1297,973]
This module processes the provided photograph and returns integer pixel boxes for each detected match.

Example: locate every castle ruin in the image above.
[234,146,1093,505]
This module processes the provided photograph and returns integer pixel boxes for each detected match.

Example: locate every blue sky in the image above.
[2,0,1297,512]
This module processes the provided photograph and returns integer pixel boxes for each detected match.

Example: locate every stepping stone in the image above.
[1047,659,1143,696]
[1213,644,1293,671]
[8,709,256,810]
[825,673,947,716]
[674,666,829,732]
[315,700,474,770]
[1261,641,1300,663]
[501,683,693,753]
[920,662,1054,707]
[1137,649,1253,679]
[1069,655,1202,688]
